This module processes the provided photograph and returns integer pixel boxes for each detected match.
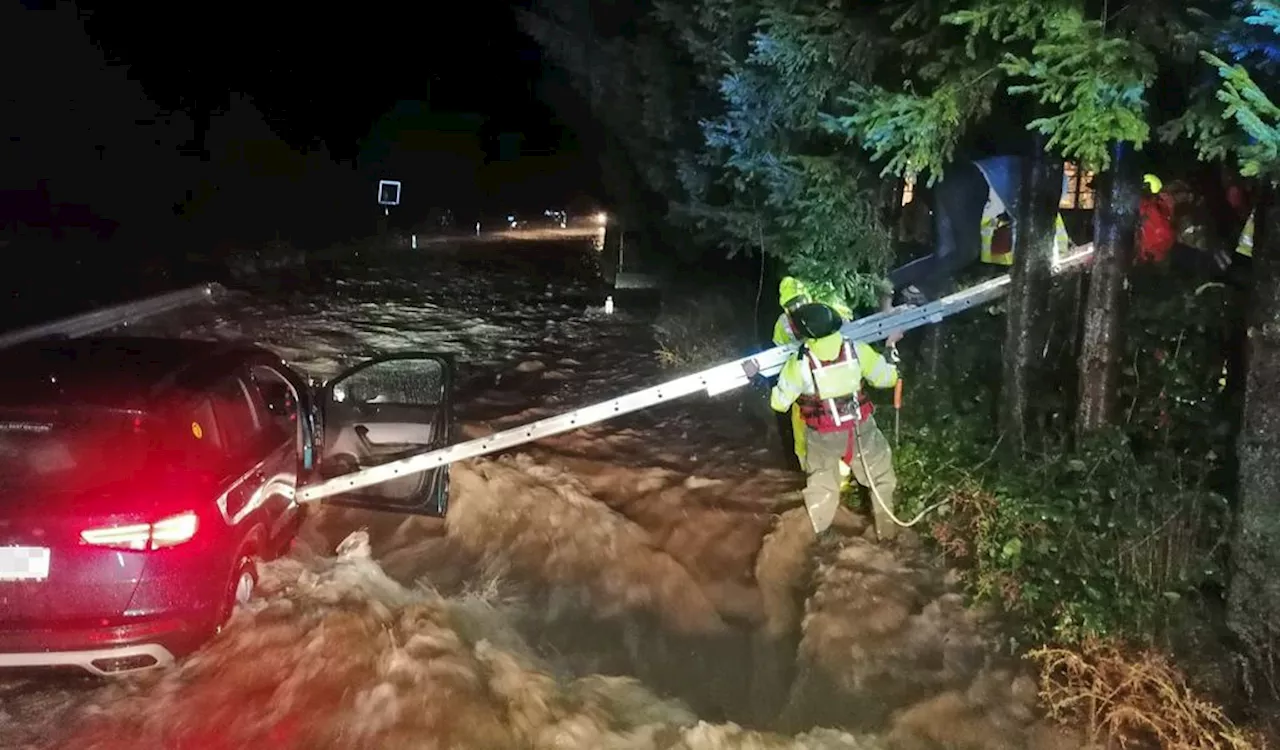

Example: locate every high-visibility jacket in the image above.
[773,297,853,347]
[772,286,853,478]
[773,300,855,345]
[773,313,800,347]
[795,344,877,432]
[1238,211,1254,258]
[778,276,807,307]
[771,310,812,469]
[770,333,898,432]
[980,213,1012,266]
[980,213,1071,265]
[773,305,853,345]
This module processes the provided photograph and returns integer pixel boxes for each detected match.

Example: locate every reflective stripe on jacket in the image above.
[773,313,799,346]
[770,336,898,432]
[979,214,1011,265]
[980,214,1070,265]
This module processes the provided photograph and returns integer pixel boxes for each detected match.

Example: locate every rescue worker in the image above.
[1166,172,1247,277]
[771,277,855,480]
[771,276,852,346]
[1136,174,1176,265]
[978,184,1073,267]
[744,302,903,542]
[979,186,1014,266]
[888,158,1076,306]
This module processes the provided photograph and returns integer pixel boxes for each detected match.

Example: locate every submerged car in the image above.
[0,336,453,676]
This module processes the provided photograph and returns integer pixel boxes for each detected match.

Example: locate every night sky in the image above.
[74,0,559,157]
[2,0,589,257]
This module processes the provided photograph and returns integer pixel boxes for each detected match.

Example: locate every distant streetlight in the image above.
[595,212,608,225]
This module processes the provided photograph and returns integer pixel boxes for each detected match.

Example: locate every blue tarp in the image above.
[972,156,1070,221]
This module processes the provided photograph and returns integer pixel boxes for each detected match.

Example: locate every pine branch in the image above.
[941,2,1155,170]
[1000,9,1155,170]
[1165,0,1280,183]
[822,68,999,186]
[1204,51,1280,180]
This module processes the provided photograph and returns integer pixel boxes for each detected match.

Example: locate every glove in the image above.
[887,346,901,366]
[742,359,770,388]
[901,285,928,307]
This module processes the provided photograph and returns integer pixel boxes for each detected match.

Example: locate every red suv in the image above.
[0,336,453,676]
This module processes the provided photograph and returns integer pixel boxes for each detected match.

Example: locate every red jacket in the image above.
[1136,193,1175,263]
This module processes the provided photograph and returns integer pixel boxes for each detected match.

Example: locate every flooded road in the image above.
[0,237,1079,749]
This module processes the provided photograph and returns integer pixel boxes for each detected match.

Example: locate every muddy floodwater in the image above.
[0,238,1081,749]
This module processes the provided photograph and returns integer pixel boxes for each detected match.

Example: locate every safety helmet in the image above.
[1143,174,1162,195]
[779,276,812,313]
[790,302,843,340]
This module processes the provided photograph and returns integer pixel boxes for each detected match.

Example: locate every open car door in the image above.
[308,353,454,516]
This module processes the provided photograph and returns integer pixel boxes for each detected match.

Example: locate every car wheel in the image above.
[215,555,258,636]
[230,556,259,612]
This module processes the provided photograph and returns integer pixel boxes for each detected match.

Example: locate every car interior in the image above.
[319,359,449,505]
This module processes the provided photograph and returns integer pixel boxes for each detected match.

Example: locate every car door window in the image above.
[315,354,453,517]
[248,365,298,446]
[208,376,263,462]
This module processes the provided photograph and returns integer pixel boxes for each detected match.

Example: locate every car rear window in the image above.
[0,409,155,487]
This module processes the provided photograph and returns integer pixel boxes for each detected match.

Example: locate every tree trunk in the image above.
[1000,140,1062,458]
[1061,272,1088,422]
[1076,141,1140,437]
[918,277,953,418]
[1227,186,1280,702]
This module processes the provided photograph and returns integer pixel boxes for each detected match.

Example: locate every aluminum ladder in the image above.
[297,246,1094,502]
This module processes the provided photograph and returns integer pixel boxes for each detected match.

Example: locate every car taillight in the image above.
[80,511,199,551]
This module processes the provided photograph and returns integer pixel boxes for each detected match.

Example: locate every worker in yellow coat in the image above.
[978,184,1072,266]
[771,277,855,482]
[745,302,903,541]
[772,277,852,346]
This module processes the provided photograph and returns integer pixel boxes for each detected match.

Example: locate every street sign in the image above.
[377,180,401,206]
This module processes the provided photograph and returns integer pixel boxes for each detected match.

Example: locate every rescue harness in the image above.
[794,340,874,433]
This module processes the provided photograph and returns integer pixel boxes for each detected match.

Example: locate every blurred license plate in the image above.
[0,546,50,581]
